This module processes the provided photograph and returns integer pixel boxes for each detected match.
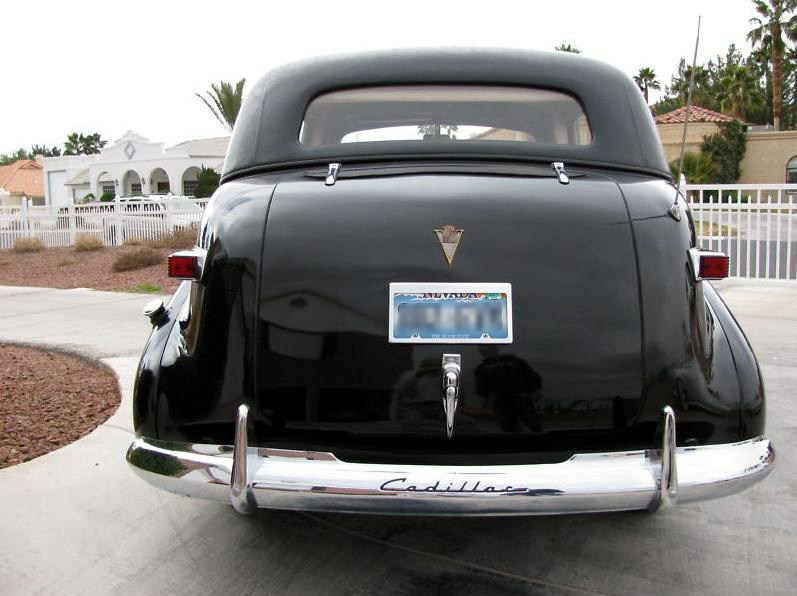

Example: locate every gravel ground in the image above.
[0,344,120,468]
[0,246,180,293]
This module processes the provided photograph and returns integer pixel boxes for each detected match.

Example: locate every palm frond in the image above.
[196,78,247,132]
[195,92,230,131]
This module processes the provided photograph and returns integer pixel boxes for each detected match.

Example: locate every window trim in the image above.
[786,155,797,184]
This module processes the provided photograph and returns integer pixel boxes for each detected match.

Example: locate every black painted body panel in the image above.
[252,173,644,463]
[132,165,766,466]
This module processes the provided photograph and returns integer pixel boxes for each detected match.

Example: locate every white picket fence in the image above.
[2,186,796,281]
[0,198,209,250]
[685,184,797,281]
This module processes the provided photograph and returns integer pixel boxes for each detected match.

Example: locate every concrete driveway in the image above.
[0,282,795,595]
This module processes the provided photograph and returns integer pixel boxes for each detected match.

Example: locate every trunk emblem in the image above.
[433,224,464,268]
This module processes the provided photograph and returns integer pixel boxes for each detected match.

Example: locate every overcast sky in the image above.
[0,0,761,154]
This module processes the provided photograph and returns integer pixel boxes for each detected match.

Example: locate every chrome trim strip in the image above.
[127,429,774,516]
[230,405,255,514]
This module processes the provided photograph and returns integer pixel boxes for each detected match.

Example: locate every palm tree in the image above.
[670,151,716,184]
[748,44,774,119]
[718,64,763,119]
[785,45,797,127]
[28,145,61,158]
[555,44,581,54]
[634,67,661,104]
[747,0,797,130]
[196,79,246,132]
[671,64,713,105]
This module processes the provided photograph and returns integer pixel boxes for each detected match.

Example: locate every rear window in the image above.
[300,85,591,147]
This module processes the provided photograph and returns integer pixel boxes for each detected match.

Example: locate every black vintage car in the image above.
[127,49,774,515]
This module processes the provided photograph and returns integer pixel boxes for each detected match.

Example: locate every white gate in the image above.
[685,184,797,281]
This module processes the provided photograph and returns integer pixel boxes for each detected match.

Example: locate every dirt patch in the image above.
[0,344,121,468]
[0,245,179,293]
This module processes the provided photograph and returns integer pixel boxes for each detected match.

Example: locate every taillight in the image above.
[688,248,729,281]
[699,254,730,279]
[168,250,204,280]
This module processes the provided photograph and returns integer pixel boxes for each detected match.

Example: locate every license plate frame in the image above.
[388,282,513,344]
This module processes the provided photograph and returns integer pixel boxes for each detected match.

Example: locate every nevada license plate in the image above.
[388,283,512,344]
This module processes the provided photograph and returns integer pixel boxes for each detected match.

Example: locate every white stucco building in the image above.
[43,131,229,207]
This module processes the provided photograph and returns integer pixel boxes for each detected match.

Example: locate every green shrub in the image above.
[700,121,746,183]
[193,166,220,198]
[12,237,44,253]
[112,247,163,272]
[99,192,115,202]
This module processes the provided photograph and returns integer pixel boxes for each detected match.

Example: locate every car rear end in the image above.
[127,49,774,515]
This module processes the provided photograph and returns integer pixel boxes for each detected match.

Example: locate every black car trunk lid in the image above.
[254,173,648,464]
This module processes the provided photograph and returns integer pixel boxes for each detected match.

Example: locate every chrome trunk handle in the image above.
[442,354,461,439]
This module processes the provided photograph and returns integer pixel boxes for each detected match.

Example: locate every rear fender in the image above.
[704,283,765,439]
[616,175,744,445]
[133,178,276,444]
[133,281,191,437]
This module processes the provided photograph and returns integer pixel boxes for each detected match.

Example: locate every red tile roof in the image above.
[0,159,44,197]
[654,105,737,124]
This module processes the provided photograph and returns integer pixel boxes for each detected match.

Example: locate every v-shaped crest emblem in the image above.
[433,224,464,268]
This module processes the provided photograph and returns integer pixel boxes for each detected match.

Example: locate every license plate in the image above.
[388,283,512,344]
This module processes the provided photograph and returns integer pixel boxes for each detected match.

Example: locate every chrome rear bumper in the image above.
[126,406,774,516]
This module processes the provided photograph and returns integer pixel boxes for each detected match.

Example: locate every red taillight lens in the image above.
[168,254,201,280]
[699,254,730,279]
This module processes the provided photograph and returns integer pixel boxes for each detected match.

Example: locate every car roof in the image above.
[222,48,670,182]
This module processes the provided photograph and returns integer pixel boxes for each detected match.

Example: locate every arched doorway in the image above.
[150,168,171,195]
[122,170,142,196]
[181,167,200,196]
[97,171,115,200]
